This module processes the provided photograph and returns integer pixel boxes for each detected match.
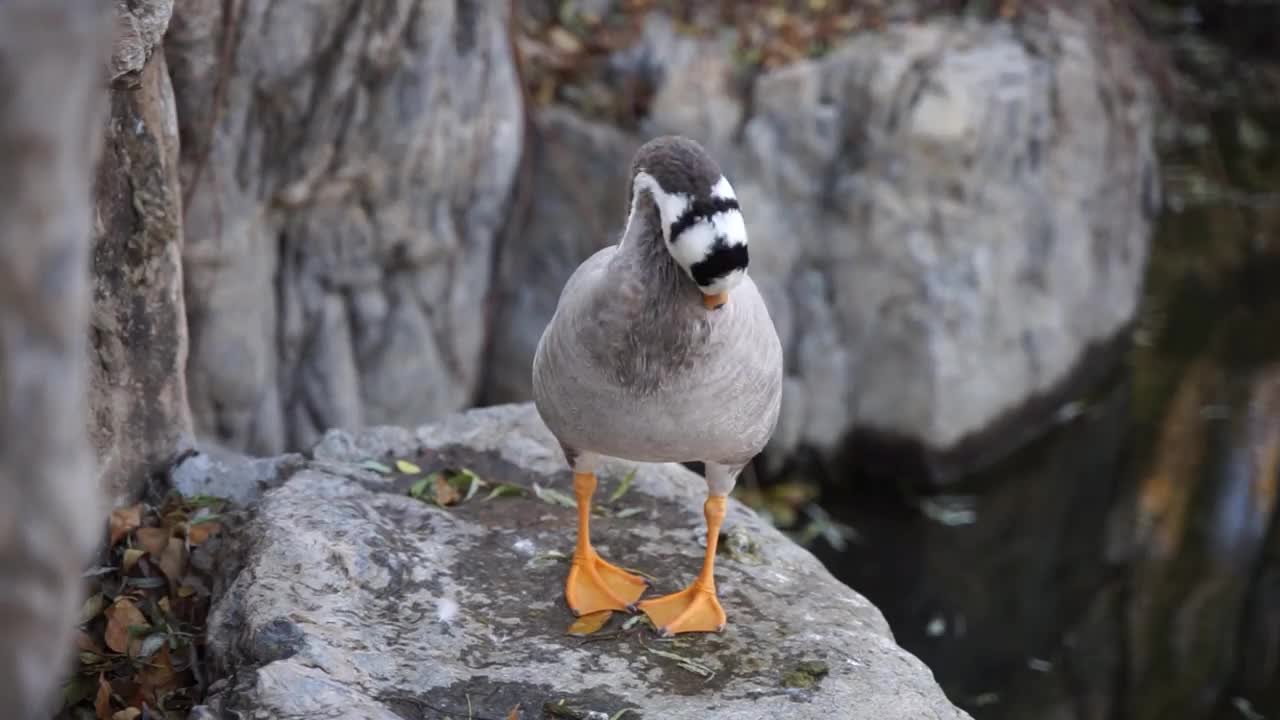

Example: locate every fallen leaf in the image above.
[548,26,583,54]
[614,507,643,519]
[507,703,522,720]
[646,647,715,680]
[532,483,577,509]
[122,548,145,571]
[433,474,462,506]
[407,477,430,500]
[484,483,526,501]
[112,709,141,720]
[137,633,167,659]
[188,519,222,545]
[451,468,485,501]
[94,674,112,720]
[135,527,170,556]
[80,593,106,625]
[359,459,393,474]
[157,537,188,584]
[567,610,612,636]
[76,630,102,654]
[124,576,167,590]
[104,598,148,655]
[109,505,143,546]
[137,643,178,700]
[607,469,636,503]
[395,459,422,474]
[62,674,98,709]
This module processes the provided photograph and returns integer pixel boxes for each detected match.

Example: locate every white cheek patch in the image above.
[711,175,736,201]
[632,171,689,242]
[630,171,750,292]
[668,219,720,271]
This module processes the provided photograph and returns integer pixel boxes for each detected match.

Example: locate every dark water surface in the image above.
[782,7,1280,719]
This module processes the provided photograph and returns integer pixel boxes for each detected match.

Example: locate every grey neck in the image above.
[616,195,699,306]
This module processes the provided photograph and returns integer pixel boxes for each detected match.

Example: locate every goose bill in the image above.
[702,291,728,310]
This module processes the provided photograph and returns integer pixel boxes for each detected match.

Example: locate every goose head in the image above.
[623,136,748,310]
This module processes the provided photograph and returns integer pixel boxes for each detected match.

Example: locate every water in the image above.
[790,8,1280,718]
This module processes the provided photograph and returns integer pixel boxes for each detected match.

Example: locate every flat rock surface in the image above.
[197,404,970,719]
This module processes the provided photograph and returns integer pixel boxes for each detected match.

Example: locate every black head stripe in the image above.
[690,236,749,287]
[669,196,740,242]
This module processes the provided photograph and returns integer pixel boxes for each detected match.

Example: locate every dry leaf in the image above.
[109,505,142,546]
[188,519,222,545]
[80,593,106,625]
[157,537,188,583]
[567,610,612,636]
[77,630,104,654]
[122,548,145,571]
[433,475,462,506]
[104,597,148,655]
[508,703,523,720]
[94,674,112,720]
[360,459,393,474]
[135,527,170,556]
[137,643,178,700]
[112,709,141,720]
[395,459,422,474]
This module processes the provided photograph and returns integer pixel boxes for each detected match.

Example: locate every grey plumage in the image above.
[532,136,783,487]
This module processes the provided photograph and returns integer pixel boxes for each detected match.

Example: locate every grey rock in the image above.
[200,404,970,719]
[0,2,114,715]
[169,444,304,507]
[485,10,1157,480]
[486,108,635,403]
[91,0,194,506]
[109,0,173,82]
[166,0,524,456]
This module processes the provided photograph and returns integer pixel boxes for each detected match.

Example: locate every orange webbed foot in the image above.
[637,581,726,636]
[565,546,648,616]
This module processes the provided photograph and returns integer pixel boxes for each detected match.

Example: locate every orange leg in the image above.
[564,471,647,615]
[638,495,728,636]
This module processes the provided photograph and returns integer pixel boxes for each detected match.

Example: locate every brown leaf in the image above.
[507,703,522,720]
[80,592,106,625]
[109,505,143,546]
[122,548,145,571]
[104,597,148,655]
[137,643,178,701]
[77,630,104,654]
[94,674,112,720]
[112,709,141,720]
[135,527,170,556]
[188,520,222,545]
[433,475,462,506]
[567,610,612,636]
[157,536,188,584]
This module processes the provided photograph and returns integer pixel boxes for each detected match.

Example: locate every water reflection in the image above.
[785,10,1280,716]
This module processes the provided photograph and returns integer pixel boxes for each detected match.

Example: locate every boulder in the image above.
[190,404,970,719]
[90,0,194,506]
[0,2,114,714]
[486,9,1158,482]
[166,0,524,455]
